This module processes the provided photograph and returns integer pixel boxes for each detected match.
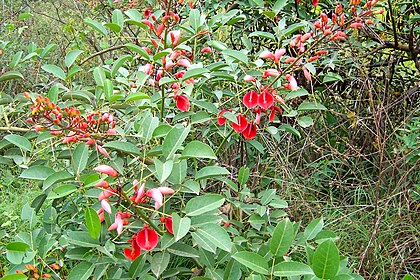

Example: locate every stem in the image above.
[209,129,235,165]
[120,190,163,235]
[387,0,398,48]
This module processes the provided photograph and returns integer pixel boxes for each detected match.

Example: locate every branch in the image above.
[80,45,126,65]
[0,126,30,133]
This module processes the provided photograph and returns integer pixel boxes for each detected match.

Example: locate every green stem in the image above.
[121,190,163,235]
[209,129,235,165]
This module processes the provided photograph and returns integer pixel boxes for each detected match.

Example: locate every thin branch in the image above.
[79,45,126,65]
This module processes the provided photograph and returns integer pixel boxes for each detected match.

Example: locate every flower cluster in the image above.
[94,164,174,260]
[26,94,116,156]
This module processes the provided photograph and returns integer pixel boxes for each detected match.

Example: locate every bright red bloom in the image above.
[258,91,274,110]
[200,46,212,54]
[312,0,318,6]
[242,123,257,140]
[136,225,159,251]
[124,235,141,260]
[164,216,173,234]
[243,91,258,109]
[174,95,190,112]
[232,115,248,132]
[217,109,228,126]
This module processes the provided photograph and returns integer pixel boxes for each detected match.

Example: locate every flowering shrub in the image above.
[0,0,395,279]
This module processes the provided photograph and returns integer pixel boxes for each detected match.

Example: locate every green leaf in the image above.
[195,166,230,180]
[151,252,170,278]
[402,274,415,280]
[67,231,99,247]
[162,125,190,159]
[41,64,66,80]
[112,9,124,30]
[93,67,106,87]
[41,43,58,59]
[129,255,146,278]
[1,274,28,280]
[125,43,151,60]
[298,101,327,111]
[103,79,113,101]
[84,19,108,36]
[18,12,33,20]
[85,208,101,239]
[222,49,248,64]
[278,124,301,138]
[126,91,149,102]
[172,213,191,241]
[304,217,324,240]
[249,31,275,40]
[20,166,54,180]
[323,72,343,83]
[65,50,83,68]
[72,142,89,175]
[0,71,24,82]
[297,116,314,128]
[67,261,95,280]
[168,243,199,258]
[159,77,178,86]
[154,159,174,184]
[285,88,309,100]
[182,68,210,81]
[4,134,31,152]
[232,251,268,275]
[43,170,73,190]
[47,184,78,200]
[273,0,288,14]
[185,194,225,216]
[180,141,216,160]
[190,9,204,31]
[273,261,314,277]
[21,203,38,229]
[270,218,294,256]
[312,240,340,279]
[111,54,132,77]
[251,0,265,7]
[191,231,216,253]
[103,140,142,156]
[196,224,232,252]
[238,166,250,187]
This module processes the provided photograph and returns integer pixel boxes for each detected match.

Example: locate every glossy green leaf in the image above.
[112,9,124,30]
[20,166,54,180]
[270,218,294,256]
[65,49,83,68]
[84,19,108,36]
[273,0,288,14]
[72,142,89,175]
[129,254,146,278]
[278,124,301,138]
[196,224,232,252]
[190,9,204,31]
[162,124,190,159]
[4,134,31,152]
[151,252,170,278]
[126,91,149,102]
[168,243,199,258]
[103,79,113,101]
[111,54,131,77]
[42,64,66,80]
[21,203,38,229]
[0,71,24,82]
[85,207,101,239]
[186,194,225,216]
[182,68,210,81]
[103,140,141,156]
[67,261,95,280]
[312,240,340,279]
[273,261,314,277]
[297,116,314,128]
[232,251,268,275]
[93,67,106,87]
[67,231,99,247]
[238,166,249,187]
[298,101,327,111]
[43,170,73,190]
[47,184,77,200]
[304,217,324,240]
[195,166,230,180]
[180,141,216,160]
[249,31,275,40]
[285,88,309,100]
[125,43,151,60]
[154,159,174,184]
[191,231,216,253]
[171,213,191,242]
[222,49,248,64]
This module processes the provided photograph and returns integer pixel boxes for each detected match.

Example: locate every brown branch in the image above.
[0,126,30,133]
[79,45,126,65]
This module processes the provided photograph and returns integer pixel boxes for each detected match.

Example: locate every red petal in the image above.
[258,91,274,110]
[136,227,159,251]
[243,91,258,109]
[312,0,318,6]
[217,109,227,126]
[231,115,248,132]
[175,95,190,112]
[165,216,173,234]
[124,246,141,260]
[242,123,257,140]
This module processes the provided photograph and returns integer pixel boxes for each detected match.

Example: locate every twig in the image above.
[79,45,126,65]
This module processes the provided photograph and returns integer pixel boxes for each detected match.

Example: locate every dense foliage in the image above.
[0,0,418,279]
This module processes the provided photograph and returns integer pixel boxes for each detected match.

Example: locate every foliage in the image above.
[0,0,419,279]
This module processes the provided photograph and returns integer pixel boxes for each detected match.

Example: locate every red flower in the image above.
[124,235,141,260]
[258,91,274,110]
[95,165,118,177]
[217,109,228,126]
[231,115,248,133]
[242,123,257,140]
[164,216,173,234]
[243,91,258,109]
[136,224,159,251]
[312,0,318,6]
[174,95,190,112]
